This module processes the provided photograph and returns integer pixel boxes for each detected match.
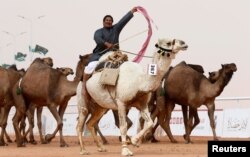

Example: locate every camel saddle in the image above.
[97,51,128,86]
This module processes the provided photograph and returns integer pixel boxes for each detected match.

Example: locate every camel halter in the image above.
[155,39,176,56]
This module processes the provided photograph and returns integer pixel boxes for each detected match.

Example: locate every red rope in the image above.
[132,6,153,63]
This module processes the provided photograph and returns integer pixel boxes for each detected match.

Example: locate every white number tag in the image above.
[148,64,157,75]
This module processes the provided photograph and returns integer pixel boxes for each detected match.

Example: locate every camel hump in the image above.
[176,61,204,74]
[175,61,187,68]
[187,64,204,74]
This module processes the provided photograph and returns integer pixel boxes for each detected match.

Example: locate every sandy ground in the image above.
[0,135,248,157]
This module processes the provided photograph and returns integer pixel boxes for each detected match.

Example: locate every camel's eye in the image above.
[166,42,172,47]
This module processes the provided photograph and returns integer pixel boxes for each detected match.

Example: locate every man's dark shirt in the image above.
[88,11,134,63]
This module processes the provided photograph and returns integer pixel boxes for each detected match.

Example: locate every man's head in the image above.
[103,15,113,28]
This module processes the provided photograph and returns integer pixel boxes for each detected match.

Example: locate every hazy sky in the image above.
[0,0,249,98]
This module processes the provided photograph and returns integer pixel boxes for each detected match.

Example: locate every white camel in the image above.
[76,38,188,156]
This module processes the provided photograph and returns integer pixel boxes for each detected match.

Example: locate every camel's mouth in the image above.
[233,66,237,72]
[181,45,188,50]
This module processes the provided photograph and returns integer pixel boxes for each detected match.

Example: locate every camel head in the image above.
[79,54,91,64]
[74,54,91,81]
[209,63,237,84]
[17,68,26,76]
[57,67,74,76]
[217,63,237,87]
[155,38,188,59]
[208,71,220,83]
[42,57,53,67]
[221,63,237,73]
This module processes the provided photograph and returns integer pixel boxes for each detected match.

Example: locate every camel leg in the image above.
[19,115,27,143]
[45,104,67,147]
[4,129,12,143]
[12,109,26,147]
[189,108,200,133]
[56,103,68,147]
[207,103,218,141]
[150,121,160,143]
[185,107,196,143]
[24,105,37,144]
[1,106,12,143]
[37,106,47,144]
[112,110,132,143]
[142,106,159,143]
[116,99,133,156]
[131,104,153,149]
[86,107,107,152]
[12,84,28,147]
[182,105,188,140]
[182,106,200,142]
[76,106,89,155]
[0,105,12,146]
[148,107,160,142]
[94,121,109,145]
[88,102,109,145]
[159,101,177,143]
[76,83,91,155]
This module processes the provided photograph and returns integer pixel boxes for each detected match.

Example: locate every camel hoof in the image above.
[214,138,219,141]
[0,142,8,146]
[60,143,69,147]
[7,139,13,143]
[121,147,133,156]
[185,140,192,144]
[17,142,26,147]
[131,137,139,147]
[102,141,109,145]
[29,140,37,145]
[41,140,48,144]
[170,139,178,143]
[97,147,107,152]
[183,134,187,140]
[45,134,53,143]
[151,137,159,143]
[80,149,89,155]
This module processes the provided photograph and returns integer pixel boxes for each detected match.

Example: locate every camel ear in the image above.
[208,72,212,76]
[221,64,225,68]
[79,55,83,59]
[157,38,162,46]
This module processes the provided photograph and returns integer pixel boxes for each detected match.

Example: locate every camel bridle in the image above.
[155,39,176,57]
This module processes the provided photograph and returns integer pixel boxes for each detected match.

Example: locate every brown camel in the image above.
[12,56,84,147]
[140,64,235,143]
[0,65,25,146]
[153,61,237,144]
[22,67,75,144]
[140,63,205,143]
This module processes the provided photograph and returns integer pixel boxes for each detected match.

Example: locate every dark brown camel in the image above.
[155,61,237,143]
[140,63,205,143]
[0,65,25,146]
[141,62,236,143]
[12,56,84,147]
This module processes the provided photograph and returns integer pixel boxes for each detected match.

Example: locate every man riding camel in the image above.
[82,7,137,103]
